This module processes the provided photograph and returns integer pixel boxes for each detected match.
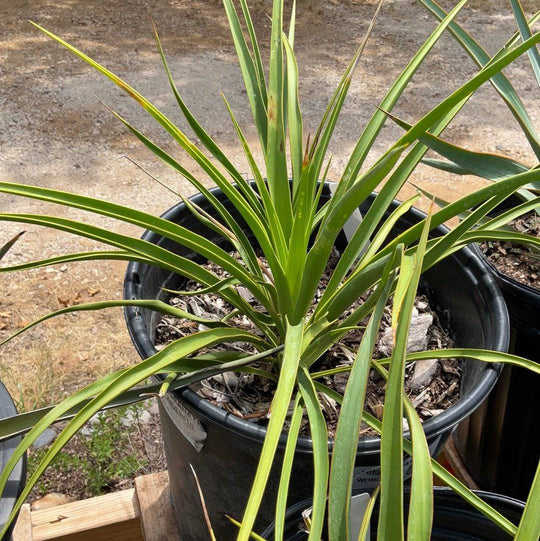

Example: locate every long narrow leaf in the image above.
[237,320,304,541]
[222,0,268,151]
[0,299,231,348]
[0,251,153,274]
[510,0,540,85]
[328,249,397,541]
[149,14,251,193]
[515,461,540,540]
[388,112,531,181]
[0,346,282,442]
[274,394,304,540]
[266,0,293,238]
[0,231,25,261]
[418,0,540,159]
[298,368,329,541]
[340,0,469,187]
[0,327,269,537]
[0,212,279,339]
[402,396,433,541]
[283,34,303,191]
[378,206,431,541]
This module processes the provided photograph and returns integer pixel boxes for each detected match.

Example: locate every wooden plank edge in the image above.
[10,503,32,541]
[31,488,144,541]
[135,470,181,541]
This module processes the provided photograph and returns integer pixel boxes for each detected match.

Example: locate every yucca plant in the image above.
[0,1,539,539]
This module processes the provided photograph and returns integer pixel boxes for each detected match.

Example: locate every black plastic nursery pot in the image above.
[0,382,26,538]
[454,201,540,501]
[124,185,509,540]
[260,487,525,540]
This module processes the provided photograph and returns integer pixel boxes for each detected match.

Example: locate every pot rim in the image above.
[124,186,508,455]
[469,242,540,299]
[259,486,525,539]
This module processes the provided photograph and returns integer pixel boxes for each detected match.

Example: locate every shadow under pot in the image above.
[260,487,525,540]
[124,185,509,540]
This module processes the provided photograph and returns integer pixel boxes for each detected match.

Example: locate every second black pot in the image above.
[260,487,525,540]
[124,186,509,540]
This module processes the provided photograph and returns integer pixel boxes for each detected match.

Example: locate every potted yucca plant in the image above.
[0,0,539,540]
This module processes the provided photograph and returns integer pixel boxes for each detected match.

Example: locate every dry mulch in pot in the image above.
[481,211,539,289]
[155,251,461,437]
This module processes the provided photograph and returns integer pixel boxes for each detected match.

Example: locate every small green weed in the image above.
[28,402,154,500]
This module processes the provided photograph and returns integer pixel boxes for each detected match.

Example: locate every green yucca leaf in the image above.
[30,21,277,272]
[0,231,25,261]
[274,394,304,540]
[328,249,397,541]
[298,368,329,541]
[378,204,431,541]
[361,410,519,537]
[0,299,234,349]
[381,349,540,375]
[340,0,469,189]
[266,0,294,239]
[482,197,540,229]
[387,33,540,160]
[0,346,282,442]
[0,250,155,273]
[0,327,270,539]
[402,395,433,541]
[237,320,304,541]
[510,0,540,86]
[283,34,303,192]
[515,461,540,540]
[357,488,380,541]
[372,358,433,541]
[458,229,540,250]
[377,167,540,262]
[149,13,250,193]
[388,112,532,181]
[222,0,268,151]
[102,106,273,280]
[220,94,291,274]
[0,211,281,341]
[418,0,540,159]
[0,250,143,272]
[0,183,262,289]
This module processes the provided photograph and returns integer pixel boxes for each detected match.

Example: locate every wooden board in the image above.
[30,488,143,541]
[11,503,32,541]
[9,471,183,540]
[135,471,181,541]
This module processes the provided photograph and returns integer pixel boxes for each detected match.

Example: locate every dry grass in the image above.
[0,261,137,411]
